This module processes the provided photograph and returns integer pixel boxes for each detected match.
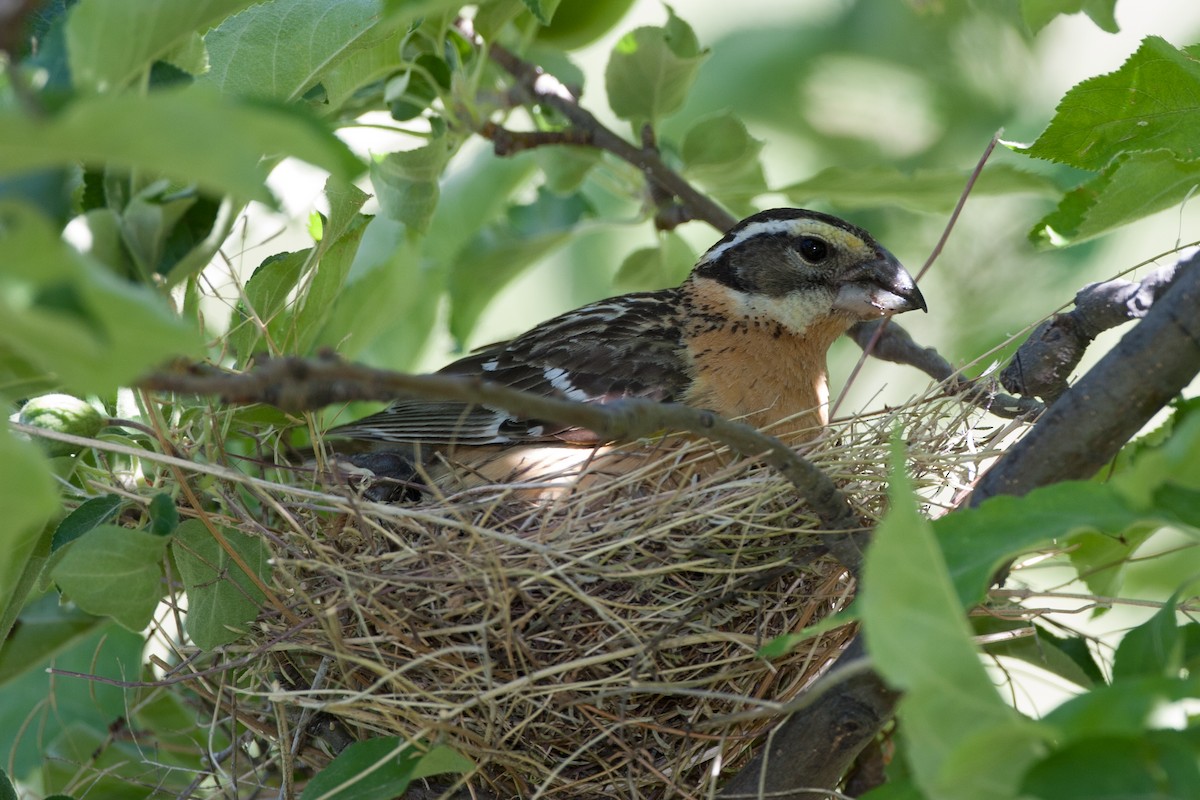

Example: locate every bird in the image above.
[324,208,926,499]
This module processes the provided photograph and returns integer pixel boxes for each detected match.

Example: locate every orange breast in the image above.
[681,309,851,443]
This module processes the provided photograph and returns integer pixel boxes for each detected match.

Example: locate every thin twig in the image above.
[457,17,736,232]
[138,355,872,574]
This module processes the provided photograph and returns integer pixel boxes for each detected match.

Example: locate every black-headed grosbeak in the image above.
[327,208,925,496]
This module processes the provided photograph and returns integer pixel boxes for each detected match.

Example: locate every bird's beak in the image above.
[833,252,927,318]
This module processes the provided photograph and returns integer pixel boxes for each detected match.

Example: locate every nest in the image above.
[179,393,1003,799]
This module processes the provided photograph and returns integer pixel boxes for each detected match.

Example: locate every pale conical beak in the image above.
[833,253,927,318]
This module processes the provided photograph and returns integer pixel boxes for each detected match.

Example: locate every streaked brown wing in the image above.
[326,289,694,446]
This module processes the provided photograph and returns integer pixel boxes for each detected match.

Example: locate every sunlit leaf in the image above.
[1020,0,1119,34]
[370,136,456,233]
[1030,151,1200,246]
[0,88,362,205]
[301,737,471,800]
[202,0,389,101]
[604,5,707,125]
[1021,37,1200,171]
[0,203,203,393]
[66,0,258,91]
[933,482,1147,606]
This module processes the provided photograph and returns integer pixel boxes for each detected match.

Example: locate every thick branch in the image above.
[139,356,870,573]
[1000,259,1188,402]
[973,250,1200,503]
[718,637,896,799]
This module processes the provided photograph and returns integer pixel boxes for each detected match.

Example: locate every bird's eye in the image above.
[795,236,829,263]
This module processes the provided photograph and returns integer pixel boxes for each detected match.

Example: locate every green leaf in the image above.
[0,203,204,394]
[784,164,1060,214]
[1021,37,1200,171]
[1030,151,1200,246]
[172,519,270,650]
[41,720,177,797]
[681,112,766,212]
[604,5,708,126]
[976,618,1098,689]
[1113,409,1200,507]
[230,249,310,358]
[313,218,429,365]
[535,0,637,50]
[0,88,362,205]
[1045,675,1200,740]
[863,439,1043,800]
[535,146,601,195]
[0,593,104,687]
[292,214,371,355]
[370,136,456,234]
[301,737,472,800]
[1022,732,1200,800]
[758,606,858,660]
[933,481,1148,606]
[51,525,167,631]
[387,53,450,121]
[229,184,362,357]
[613,232,694,291]
[322,25,409,112]
[1111,594,1186,680]
[202,0,391,101]
[0,623,144,782]
[0,769,16,800]
[148,493,179,537]
[521,0,562,26]
[1019,0,1119,34]
[66,0,259,91]
[51,495,123,551]
[0,428,63,641]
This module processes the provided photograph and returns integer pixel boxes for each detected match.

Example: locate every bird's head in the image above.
[691,208,926,334]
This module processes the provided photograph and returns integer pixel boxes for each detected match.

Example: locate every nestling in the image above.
[326,208,926,496]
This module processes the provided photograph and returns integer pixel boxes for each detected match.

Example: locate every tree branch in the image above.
[459,17,738,233]
[847,320,1043,420]
[999,258,1189,402]
[973,250,1200,503]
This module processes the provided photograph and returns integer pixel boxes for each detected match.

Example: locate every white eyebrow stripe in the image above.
[698,218,801,264]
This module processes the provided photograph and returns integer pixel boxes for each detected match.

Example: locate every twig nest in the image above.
[236,396,990,798]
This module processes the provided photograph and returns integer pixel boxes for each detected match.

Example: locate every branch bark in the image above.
[973,250,1200,503]
[999,259,1188,402]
